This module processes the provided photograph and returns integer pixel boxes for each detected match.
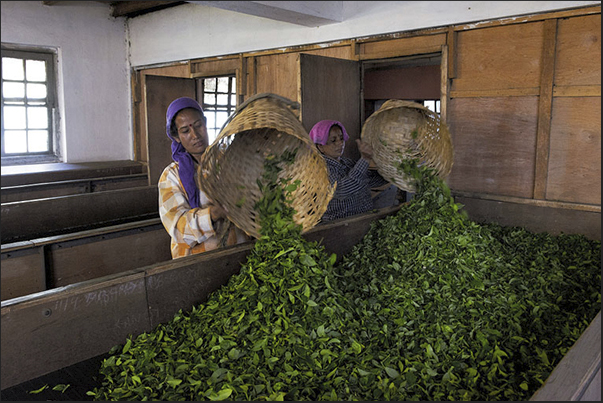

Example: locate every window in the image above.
[198,76,236,144]
[1,46,59,165]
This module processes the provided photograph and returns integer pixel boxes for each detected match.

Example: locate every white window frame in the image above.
[1,44,61,166]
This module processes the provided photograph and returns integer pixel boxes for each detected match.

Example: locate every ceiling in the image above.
[41,1,345,26]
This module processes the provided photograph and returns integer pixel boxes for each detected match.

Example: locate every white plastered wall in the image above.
[1,1,131,163]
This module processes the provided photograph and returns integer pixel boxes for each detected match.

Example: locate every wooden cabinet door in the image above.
[299,53,361,160]
[145,75,196,185]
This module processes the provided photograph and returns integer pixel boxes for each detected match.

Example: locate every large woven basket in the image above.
[361,99,454,192]
[198,93,335,239]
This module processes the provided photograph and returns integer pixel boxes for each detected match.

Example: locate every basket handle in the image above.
[218,93,301,134]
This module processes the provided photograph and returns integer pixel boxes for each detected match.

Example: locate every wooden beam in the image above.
[110,1,185,18]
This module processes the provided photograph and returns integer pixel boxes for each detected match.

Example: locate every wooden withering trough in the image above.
[0,203,600,400]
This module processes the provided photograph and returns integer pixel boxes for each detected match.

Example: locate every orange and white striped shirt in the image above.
[158,162,248,259]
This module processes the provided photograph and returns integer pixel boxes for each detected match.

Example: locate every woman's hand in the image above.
[357,139,374,161]
[209,204,228,221]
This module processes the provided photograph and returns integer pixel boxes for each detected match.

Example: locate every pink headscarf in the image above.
[309,120,349,145]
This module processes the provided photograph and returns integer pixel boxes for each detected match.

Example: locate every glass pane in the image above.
[4,130,27,153]
[3,106,27,129]
[205,112,216,130]
[2,57,24,80]
[217,94,228,105]
[204,78,216,92]
[424,100,435,112]
[231,77,236,90]
[27,83,47,99]
[216,111,229,130]
[27,107,48,129]
[28,130,49,152]
[204,93,216,105]
[208,129,218,145]
[217,77,229,93]
[26,59,47,82]
[3,82,25,98]
[231,94,237,106]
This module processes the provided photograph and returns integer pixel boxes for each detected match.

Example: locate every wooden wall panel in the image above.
[1,248,45,300]
[446,97,539,198]
[555,14,601,87]
[452,22,544,92]
[251,46,353,102]
[358,33,446,60]
[254,53,299,101]
[51,228,171,288]
[190,57,239,77]
[546,97,601,205]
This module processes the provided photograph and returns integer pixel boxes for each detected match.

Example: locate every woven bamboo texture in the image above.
[361,99,454,192]
[199,93,335,239]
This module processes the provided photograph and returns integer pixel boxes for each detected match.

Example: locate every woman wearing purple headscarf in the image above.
[158,97,248,258]
[309,119,389,222]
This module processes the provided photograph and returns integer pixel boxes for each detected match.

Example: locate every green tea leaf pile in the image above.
[88,154,600,401]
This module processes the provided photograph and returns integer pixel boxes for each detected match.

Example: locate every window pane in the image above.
[27,107,48,129]
[28,130,49,152]
[3,82,25,98]
[216,111,229,130]
[27,83,47,99]
[231,94,237,106]
[204,78,216,92]
[217,77,229,92]
[205,112,215,129]
[26,59,46,81]
[3,106,27,129]
[4,130,27,153]
[204,93,216,105]
[231,77,236,90]
[2,57,24,80]
[217,94,228,105]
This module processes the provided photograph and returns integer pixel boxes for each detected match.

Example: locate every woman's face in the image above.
[173,108,209,160]
[318,125,345,159]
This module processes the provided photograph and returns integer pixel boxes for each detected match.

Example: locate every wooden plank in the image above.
[554,14,601,87]
[554,85,601,97]
[452,22,544,92]
[546,97,601,205]
[1,173,148,203]
[531,312,601,401]
[450,88,540,98]
[0,271,151,390]
[533,19,557,199]
[190,56,239,77]
[454,195,601,241]
[1,246,45,301]
[446,97,539,198]
[0,186,159,243]
[0,160,145,187]
[50,224,171,288]
[1,219,169,300]
[358,33,446,60]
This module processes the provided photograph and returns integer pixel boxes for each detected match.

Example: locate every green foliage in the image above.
[86,153,601,401]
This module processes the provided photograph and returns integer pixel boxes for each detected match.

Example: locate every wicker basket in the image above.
[361,99,454,192]
[198,93,335,239]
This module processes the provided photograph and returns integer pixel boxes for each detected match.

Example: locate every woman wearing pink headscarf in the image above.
[158,97,248,258]
[309,120,388,222]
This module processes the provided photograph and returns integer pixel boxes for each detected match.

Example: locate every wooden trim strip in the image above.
[533,19,557,199]
[553,85,601,97]
[451,190,601,213]
[450,88,540,98]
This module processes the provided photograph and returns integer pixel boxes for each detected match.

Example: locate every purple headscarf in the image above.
[166,97,204,209]
[308,120,349,145]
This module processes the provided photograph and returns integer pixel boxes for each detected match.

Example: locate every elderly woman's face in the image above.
[173,108,209,159]
[318,126,345,159]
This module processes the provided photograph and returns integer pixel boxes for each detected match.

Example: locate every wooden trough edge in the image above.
[0,205,401,391]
